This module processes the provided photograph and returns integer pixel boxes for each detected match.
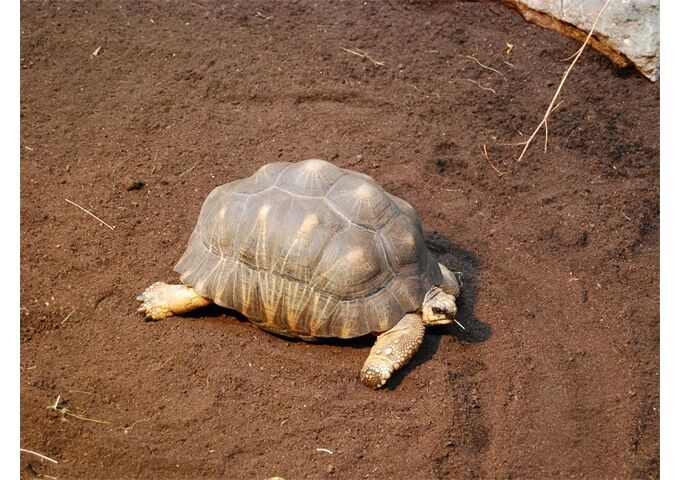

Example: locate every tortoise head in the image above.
[421,285,462,328]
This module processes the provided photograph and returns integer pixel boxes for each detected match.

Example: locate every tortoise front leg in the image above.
[360,314,426,389]
[136,282,212,320]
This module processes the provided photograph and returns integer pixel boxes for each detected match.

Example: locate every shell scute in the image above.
[276,159,344,196]
[310,227,390,297]
[326,174,398,229]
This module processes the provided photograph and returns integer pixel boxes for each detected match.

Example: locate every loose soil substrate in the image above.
[20,1,659,479]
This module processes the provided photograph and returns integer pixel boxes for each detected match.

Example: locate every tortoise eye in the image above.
[432,307,443,315]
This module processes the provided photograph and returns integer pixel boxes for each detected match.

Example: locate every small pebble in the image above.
[123,176,145,191]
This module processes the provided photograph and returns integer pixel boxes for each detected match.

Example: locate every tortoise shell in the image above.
[174,159,445,339]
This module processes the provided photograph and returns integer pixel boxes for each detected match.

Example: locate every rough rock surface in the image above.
[502,0,660,81]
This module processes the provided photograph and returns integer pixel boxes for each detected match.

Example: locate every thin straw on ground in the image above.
[465,55,507,80]
[341,47,384,66]
[48,395,111,425]
[465,79,498,96]
[65,199,115,230]
[514,0,612,162]
[481,144,506,177]
[20,448,58,464]
[178,162,198,177]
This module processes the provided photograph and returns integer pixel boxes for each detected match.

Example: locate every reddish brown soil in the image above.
[20,1,659,479]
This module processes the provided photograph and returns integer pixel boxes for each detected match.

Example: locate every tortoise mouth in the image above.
[426,317,454,326]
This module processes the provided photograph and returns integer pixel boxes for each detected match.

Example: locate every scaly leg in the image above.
[360,313,426,389]
[136,282,212,320]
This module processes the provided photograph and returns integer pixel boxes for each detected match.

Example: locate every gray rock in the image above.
[502,0,659,81]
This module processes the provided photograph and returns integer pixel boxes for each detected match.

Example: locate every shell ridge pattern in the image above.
[191,240,394,302]
[309,227,390,298]
[282,276,312,330]
[185,236,215,287]
[276,159,345,197]
[259,270,284,326]
[214,255,236,302]
[305,224,350,288]
[376,232,397,276]
[237,189,293,269]
[238,263,254,314]
[325,171,349,196]
[211,192,237,256]
[308,290,337,335]
[325,174,399,230]
[275,197,339,280]
[204,252,226,296]
[201,190,223,257]
[254,191,300,323]
[227,194,252,257]
[323,193,365,230]
[272,162,293,185]
[193,187,235,278]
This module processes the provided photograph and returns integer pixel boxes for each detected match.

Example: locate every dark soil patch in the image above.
[20,1,659,478]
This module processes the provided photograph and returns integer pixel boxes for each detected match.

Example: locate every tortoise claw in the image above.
[135,282,211,320]
[135,282,174,320]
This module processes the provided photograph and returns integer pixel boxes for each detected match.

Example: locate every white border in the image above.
[4,1,20,477]
[660,0,674,478]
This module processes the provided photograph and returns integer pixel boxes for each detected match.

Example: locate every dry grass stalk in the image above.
[514,0,612,162]
[61,309,76,325]
[48,395,111,425]
[178,162,198,177]
[465,79,498,96]
[20,448,58,464]
[341,47,384,66]
[465,55,507,80]
[481,145,506,177]
[65,199,115,230]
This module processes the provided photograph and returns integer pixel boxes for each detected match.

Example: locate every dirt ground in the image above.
[20,1,659,478]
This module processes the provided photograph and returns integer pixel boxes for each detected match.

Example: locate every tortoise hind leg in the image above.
[360,314,426,389]
[136,282,212,320]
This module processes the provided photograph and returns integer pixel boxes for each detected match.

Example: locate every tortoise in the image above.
[136,159,463,388]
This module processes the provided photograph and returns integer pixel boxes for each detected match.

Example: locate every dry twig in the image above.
[465,79,498,96]
[341,47,384,66]
[48,395,111,425]
[178,162,198,177]
[20,448,58,464]
[514,0,612,162]
[111,163,123,186]
[465,55,507,80]
[406,83,440,99]
[121,418,149,434]
[61,310,76,325]
[65,199,115,230]
[481,144,506,177]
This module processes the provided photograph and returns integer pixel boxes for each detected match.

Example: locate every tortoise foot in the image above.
[136,282,176,320]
